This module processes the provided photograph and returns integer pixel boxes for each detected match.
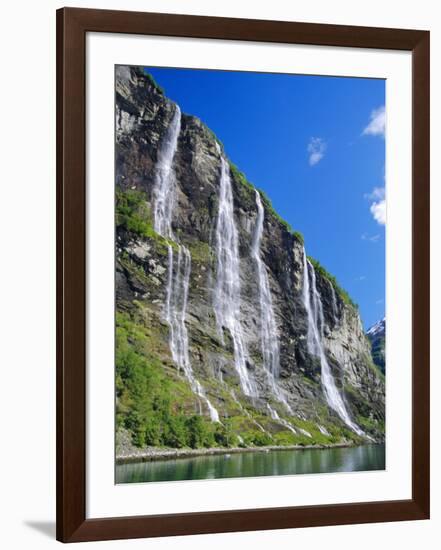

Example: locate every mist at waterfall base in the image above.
[145,66,385,329]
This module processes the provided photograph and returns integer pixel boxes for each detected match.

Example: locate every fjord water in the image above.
[116,444,385,484]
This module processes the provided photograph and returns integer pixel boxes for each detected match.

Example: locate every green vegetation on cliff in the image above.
[116,308,354,450]
[308,256,358,310]
[370,336,385,374]
[116,310,231,449]
[116,188,176,253]
[115,68,385,453]
[142,68,165,95]
[116,189,155,239]
[228,161,304,245]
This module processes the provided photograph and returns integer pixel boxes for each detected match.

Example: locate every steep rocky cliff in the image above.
[367,318,386,374]
[115,66,385,450]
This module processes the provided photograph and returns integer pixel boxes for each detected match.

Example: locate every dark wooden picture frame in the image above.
[56,7,430,543]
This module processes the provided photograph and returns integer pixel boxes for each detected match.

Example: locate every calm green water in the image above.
[116,444,385,484]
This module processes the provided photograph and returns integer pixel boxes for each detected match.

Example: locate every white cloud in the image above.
[362,106,386,137]
[307,137,326,166]
[365,186,386,225]
[370,200,386,225]
[356,275,367,281]
[364,187,385,201]
[361,232,381,243]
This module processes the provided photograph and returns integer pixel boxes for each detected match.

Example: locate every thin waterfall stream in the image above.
[251,191,280,379]
[153,106,219,422]
[328,279,339,325]
[213,149,257,398]
[302,249,364,436]
[252,191,297,421]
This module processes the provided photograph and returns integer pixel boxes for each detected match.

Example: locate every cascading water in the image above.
[231,390,267,434]
[318,424,331,436]
[252,190,294,415]
[328,279,339,325]
[302,249,364,436]
[165,246,220,422]
[153,105,219,422]
[213,150,256,398]
[252,191,280,377]
[266,405,298,435]
[153,106,181,239]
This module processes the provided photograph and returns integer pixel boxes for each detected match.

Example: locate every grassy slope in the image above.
[115,192,364,450]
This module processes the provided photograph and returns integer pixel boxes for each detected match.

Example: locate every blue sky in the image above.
[145,66,385,329]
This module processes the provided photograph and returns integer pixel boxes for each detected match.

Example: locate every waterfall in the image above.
[165,245,220,422]
[231,390,267,434]
[302,249,364,436]
[318,424,331,436]
[266,404,300,435]
[213,151,257,397]
[153,105,219,422]
[252,190,293,414]
[252,191,280,377]
[153,106,181,238]
[328,279,339,324]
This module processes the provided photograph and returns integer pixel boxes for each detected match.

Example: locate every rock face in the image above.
[367,318,386,375]
[115,66,385,449]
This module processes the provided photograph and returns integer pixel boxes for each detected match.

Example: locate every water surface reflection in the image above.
[116,444,385,484]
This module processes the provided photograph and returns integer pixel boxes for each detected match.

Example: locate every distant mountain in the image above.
[367,318,385,374]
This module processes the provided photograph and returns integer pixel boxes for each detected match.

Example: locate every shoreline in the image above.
[116,442,365,465]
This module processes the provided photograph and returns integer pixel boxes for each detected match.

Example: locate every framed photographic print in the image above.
[56,7,430,543]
